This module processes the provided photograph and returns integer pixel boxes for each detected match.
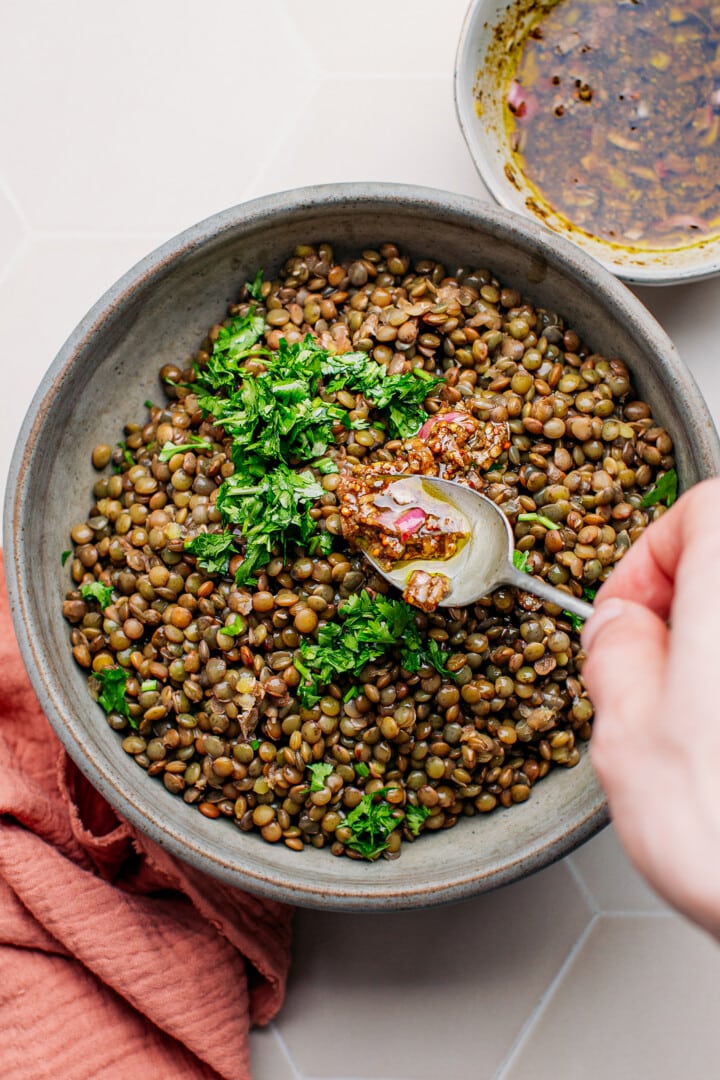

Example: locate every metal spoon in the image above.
[362,475,594,620]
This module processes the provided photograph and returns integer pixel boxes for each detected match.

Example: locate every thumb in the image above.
[581,598,668,761]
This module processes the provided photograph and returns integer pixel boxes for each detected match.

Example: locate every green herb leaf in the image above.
[184,532,238,575]
[404,803,431,837]
[563,586,598,631]
[221,615,245,637]
[246,268,264,302]
[294,591,449,705]
[518,512,557,530]
[342,788,400,859]
[217,464,324,584]
[144,399,156,410]
[564,611,585,633]
[140,679,158,692]
[158,436,214,462]
[425,637,453,678]
[307,762,333,792]
[640,468,678,508]
[94,667,131,721]
[80,581,114,610]
[354,762,370,777]
[513,549,531,573]
[61,550,72,567]
[251,738,260,750]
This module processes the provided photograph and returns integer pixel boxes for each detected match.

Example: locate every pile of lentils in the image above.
[62,242,675,859]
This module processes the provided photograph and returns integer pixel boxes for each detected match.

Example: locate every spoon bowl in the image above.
[363,476,594,621]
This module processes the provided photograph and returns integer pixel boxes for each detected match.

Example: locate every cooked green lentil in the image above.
[62,242,676,860]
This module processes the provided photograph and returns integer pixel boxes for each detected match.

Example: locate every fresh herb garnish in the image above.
[195,310,266,393]
[404,803,431,837]
[217,464,323,584]
[191,334,445,581]
[140,679,159,693]
[158,436,214,462]
[184,532,238,575]
[118,441,134,467]
[144,399,156,410]
[80,581,114,610]
[307,762,333,792]
[426,637,453,678]
[321,351,444,439]
[221,615,245,637]
[295,590,449,706]
[355,762,370,778]
[342,788,400,859]
[518,512,556,530]
[94,666,131,722]
[251,738,260,750]
[640,468,678,508]
[563,587,598,632]
[513,549,531,573]
[246,268,264,302]
[61,550,72,567]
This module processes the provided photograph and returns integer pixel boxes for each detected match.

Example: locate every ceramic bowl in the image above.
[5,183,719,910]
[454,0,720,286]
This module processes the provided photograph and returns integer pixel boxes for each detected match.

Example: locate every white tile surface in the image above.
[2,4,720,1080]
[569,826,669,915]
[503,915,720,1080]
[277,864,590,1080]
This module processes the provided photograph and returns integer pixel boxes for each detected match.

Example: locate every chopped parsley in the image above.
[513,549,531,573]
[118,441,134,467]
[294,590,450,706]
[80,581,114,610]
[246,268,264,302]
[190,332,445,582]
[563,587,598,632]
[221,615,245,637]
[354,762,370,778]
[61,550,72,567]
[342,788,400,859]
[640,467,678,508]
[307,762,333,792]
[518,512,556,530]
[184,532,238,575]
[158,436,214,462]
[251,739,260,751]
[217,464,323,584]
[94,666,132,722]
[140,679,159,693]
[404,803,431,837]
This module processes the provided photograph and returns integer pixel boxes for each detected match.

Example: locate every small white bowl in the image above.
[454,0,720,286]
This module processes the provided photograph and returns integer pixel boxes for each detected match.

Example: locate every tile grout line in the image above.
[492,914,598,1080]
[564,855,600,914]
[267,1021,306,1080]
[0,173,33,233]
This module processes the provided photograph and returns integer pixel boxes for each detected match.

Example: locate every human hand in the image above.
[581,476,720,937]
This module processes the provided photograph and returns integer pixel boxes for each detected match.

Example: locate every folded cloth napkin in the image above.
[0,553,293,1080]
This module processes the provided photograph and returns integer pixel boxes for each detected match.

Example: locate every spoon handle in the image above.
[503,565,595,623]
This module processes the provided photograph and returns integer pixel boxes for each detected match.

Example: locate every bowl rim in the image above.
[5,181,719,909]
[453,0,720,287]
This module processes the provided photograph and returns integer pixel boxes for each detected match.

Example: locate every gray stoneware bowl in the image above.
[5,183,719,911]
[454,0,720,286]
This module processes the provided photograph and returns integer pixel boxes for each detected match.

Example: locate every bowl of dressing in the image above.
[455,0,720,285]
